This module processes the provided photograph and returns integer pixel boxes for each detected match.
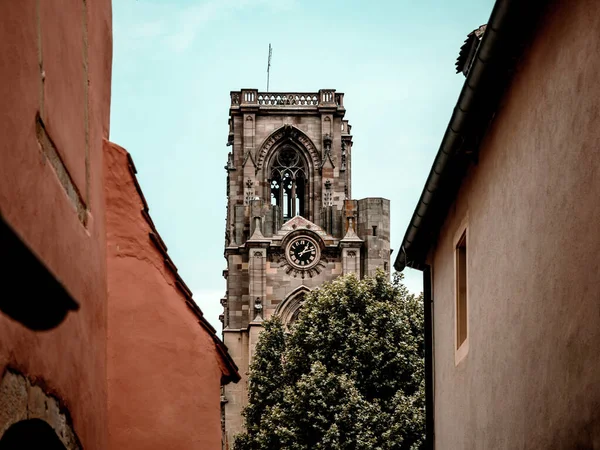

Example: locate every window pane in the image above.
[456,231,467,349]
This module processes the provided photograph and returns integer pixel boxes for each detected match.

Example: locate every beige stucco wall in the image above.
[429,1,600,448]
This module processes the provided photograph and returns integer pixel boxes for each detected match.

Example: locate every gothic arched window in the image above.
[269,146,307,220]
[288,292,305,327]
[274,287,309,330]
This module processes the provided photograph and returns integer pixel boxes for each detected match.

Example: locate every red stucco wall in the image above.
[105,142,227,449]
[0,1,112,448]
[430,0,600,448]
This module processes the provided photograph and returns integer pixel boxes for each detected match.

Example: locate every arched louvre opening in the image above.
[274,287,309,330]
[269,146,308,221]
[288,292,305,327]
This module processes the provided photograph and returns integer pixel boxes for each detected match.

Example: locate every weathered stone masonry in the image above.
[220,89,391,444]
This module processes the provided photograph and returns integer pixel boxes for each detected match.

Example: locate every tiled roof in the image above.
[456,24,487,75]
[125,151,241,384]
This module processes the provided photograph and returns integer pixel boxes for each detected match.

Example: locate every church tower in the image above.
[221,89,390,444]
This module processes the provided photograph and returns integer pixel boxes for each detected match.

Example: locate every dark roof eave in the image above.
[394,0,546,272]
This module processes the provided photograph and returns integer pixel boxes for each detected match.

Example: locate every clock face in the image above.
[286,237,320,269]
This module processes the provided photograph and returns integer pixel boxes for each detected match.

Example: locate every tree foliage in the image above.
[234,271,425,450]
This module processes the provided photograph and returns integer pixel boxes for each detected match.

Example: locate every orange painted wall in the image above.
[105,142,229,450]
[429,0,600,447]
[0,1,112,448]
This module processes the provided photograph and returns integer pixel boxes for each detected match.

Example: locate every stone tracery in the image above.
[256,125,321,171]
[275,286,311,327]
[269,146,308,220]
[256,125,323,222]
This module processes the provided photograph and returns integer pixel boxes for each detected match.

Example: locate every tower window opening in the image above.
[269,146,308,221]
[372,225,378,236]
[270,180,280,206]
[283,188,289,217]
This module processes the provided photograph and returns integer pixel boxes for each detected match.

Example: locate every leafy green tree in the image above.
[234,271,425,450]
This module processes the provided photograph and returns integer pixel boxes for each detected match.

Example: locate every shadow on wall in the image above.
[0,214,79,331]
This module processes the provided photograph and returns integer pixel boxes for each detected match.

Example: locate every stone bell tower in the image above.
[220,89,391,445]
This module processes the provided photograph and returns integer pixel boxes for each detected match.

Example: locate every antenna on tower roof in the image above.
[267,43,272,92]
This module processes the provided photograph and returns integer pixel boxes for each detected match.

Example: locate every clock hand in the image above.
[298,245,310,256]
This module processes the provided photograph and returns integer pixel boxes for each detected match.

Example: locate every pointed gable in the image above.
[279,215,325,234]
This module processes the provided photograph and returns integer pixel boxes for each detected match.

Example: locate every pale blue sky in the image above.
[110,0,494,330]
